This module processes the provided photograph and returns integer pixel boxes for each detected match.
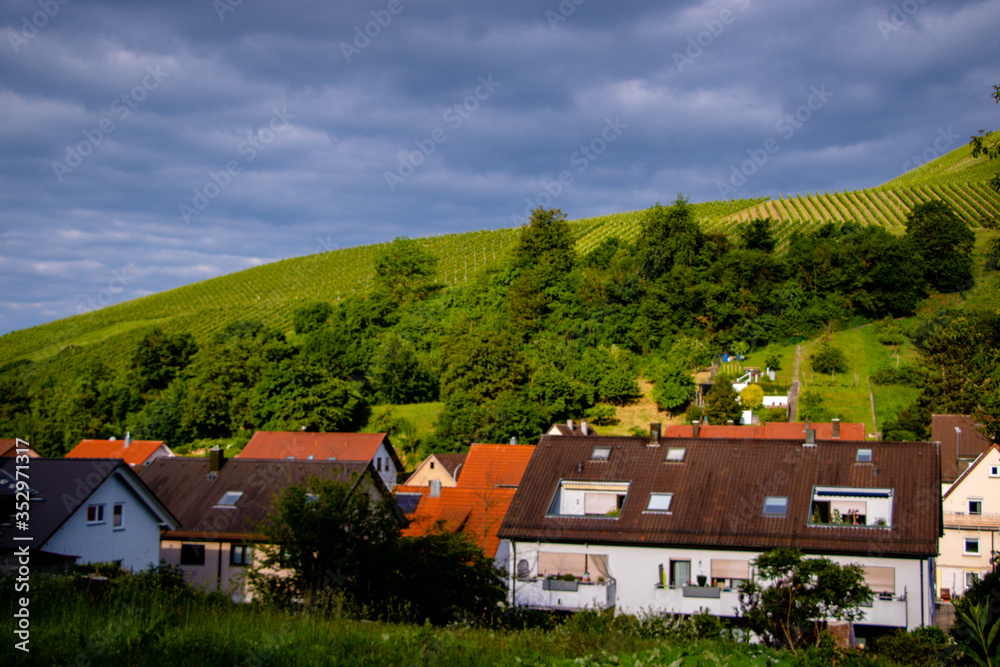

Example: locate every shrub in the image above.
[810,343,848,375]
[870,365,923,386]
[764,346,782,371]
[870,626,953,666]
[585,403,619,426]
[685,404,704,423]
[739,384,764,410]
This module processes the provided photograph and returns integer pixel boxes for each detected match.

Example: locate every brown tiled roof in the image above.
[933,415,993,483]
[67,439,171,467]
[550,423,599,436]
[434,453,467,481]
[141,457,382,540]
[0,440,40,458]
[236,431,403,471]
[498,435,940,558]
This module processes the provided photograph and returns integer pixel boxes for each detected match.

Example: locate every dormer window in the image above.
[665,447,686,462]
[809,487,893,527]
[591,446,612,462]
[215,491,244,508]
[762,496,788,517]
[547,480,629,517]
[856,449,873,463]
[647,493,673,512]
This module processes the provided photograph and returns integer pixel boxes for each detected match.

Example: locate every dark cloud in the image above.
[0,0,998,333]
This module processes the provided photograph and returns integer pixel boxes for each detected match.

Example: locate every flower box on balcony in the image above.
[543,579,579,592]
[682,585,722,598]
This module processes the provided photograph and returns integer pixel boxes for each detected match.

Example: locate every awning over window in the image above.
[863,566,895,594]
[537,552,610,579]
[563,482,629,493]
[584,493,618,515]
[831,500,868,515]
[711,559,750,580]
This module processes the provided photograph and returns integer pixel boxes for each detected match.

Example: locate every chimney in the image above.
[209,446,225,473]
[692,421,700,438]
[804,419,811,431]
[581,420,590,436]
[124,431,131,448]
[430,479,442,497]
[649,423,661,446]
[832,418,840,438]
[804,429,816,446]
[726,420,734,425]
[510,437,517,445]
[567,419,575,432]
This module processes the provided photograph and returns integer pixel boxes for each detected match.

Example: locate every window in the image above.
[86,504,105,524]
[180,543,206,566]
[591,446,611,461]
[969,499,984,516]
[668,560,691,587]
[809,487,893,527]
[967,571,981,589]
[376,458,382,472]
[286,456,295,460]
[966,538,980,555]
[113,503,124,528]
[856,448,873,463]
[991,466,1000,478]
[547,480,629,517]
[762,496,788,517]
[647,493,673,511]
[230,544,253,567]
[665,447,686,462]
[307,455,314,460]
[430,461,435,469]
[215,491,244,508]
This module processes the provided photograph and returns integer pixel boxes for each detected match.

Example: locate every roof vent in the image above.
[430,479,442,497]
[124,432,131,448]
[510,437,517,445]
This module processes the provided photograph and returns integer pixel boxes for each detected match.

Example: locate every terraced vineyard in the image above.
[2,138,997,372]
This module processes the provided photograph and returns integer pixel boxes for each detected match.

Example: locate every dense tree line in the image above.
[0,197,993,456]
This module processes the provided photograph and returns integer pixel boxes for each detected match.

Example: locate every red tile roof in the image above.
[659,422,865,441]
[67,438,170,467]
[499,435,940,558]
[237,431,402,470]
[458,443,536,488]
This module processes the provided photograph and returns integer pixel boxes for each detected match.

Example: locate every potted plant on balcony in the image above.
[683,574,721,598]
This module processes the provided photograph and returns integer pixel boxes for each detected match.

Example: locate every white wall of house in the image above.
[44,474,162,572]
[938,447,1000,598]
[160,539,256,601]
[508,540,934,630]
[373,441,397,490]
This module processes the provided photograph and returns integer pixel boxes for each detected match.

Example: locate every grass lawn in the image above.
[602,378,685,436]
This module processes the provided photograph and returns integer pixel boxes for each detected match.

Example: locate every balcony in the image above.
[859,592,908,627]
[943,512,1000,530]
[514,578,615,611]
[651,585,741,617]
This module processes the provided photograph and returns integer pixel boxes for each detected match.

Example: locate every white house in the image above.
[0,457,178,572]
[498,429,941,638]
[937,444,1000,599]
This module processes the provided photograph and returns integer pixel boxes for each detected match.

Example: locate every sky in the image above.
[1,0,998,335]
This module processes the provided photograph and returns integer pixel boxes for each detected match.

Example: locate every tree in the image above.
[249,476,402,607]
[739,218,776,253]
[636,195,704,280]
[131,328,197,393]
[599,368,642,406]
[952,554,1000,665]
[250,356,368,432]
[373,237,440,304]
[970,84,1000,193]
[904,200,976,293]
[369,333,437,404]
[651,360,695,411]
[739,384,764,411]
[810,342,847,375]
[797,389,832,423]
[738,548,873,652]
[292,301,333,335]
[704,373,742,424]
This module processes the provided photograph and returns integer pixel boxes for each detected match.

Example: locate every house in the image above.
[933,415,993,491]
[546,420,598,437]
[0,457,177,573]
[0,439,40,458]
[236,431,402,490]
[141,448,400,601]
[399,443,535,568]
[660,420,865,441]
[403,452,467,488]
[937,444,1000,600]
[67,435,175,468]
[498,427,941,634]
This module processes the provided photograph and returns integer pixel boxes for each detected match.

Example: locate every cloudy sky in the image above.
[1,0,998,334]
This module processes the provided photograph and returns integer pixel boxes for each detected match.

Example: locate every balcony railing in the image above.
[514,578,615,610]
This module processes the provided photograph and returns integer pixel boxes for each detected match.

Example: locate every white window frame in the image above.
[665,447,686,462]
[969,498,984,516]
[215,491,244,508]
[856,448,873,463]
[762,496,788,517]
[591,446,612,462]
[965,538,981,555]
[991,466,1000,478]
[647,493,673,512]
[86,504,105,524]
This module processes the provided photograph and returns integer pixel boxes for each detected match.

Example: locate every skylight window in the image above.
[216,491,244,507]
[762,496,788,517]
[647,493,673,511]
[856,448,873,463]
[591,446,611,461]
[665,447,686,462]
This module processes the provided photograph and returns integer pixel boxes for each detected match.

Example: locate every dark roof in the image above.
[549,422,599,436]
[498,435,941,558]
[434,453,467,481]
[141,457,390,540]
[0,458,178,550]
[933,415,993,483]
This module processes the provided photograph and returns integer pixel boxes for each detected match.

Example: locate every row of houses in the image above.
[0,414,995,636]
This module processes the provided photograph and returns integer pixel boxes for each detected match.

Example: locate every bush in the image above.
[810,343,848,375]
[764,346,782,371]
[870,626,953,666]
[739,384,764,410]
[585,403,619,426]
[685,404,705,423]
[759,406,788,423]
[870,365,923,387]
